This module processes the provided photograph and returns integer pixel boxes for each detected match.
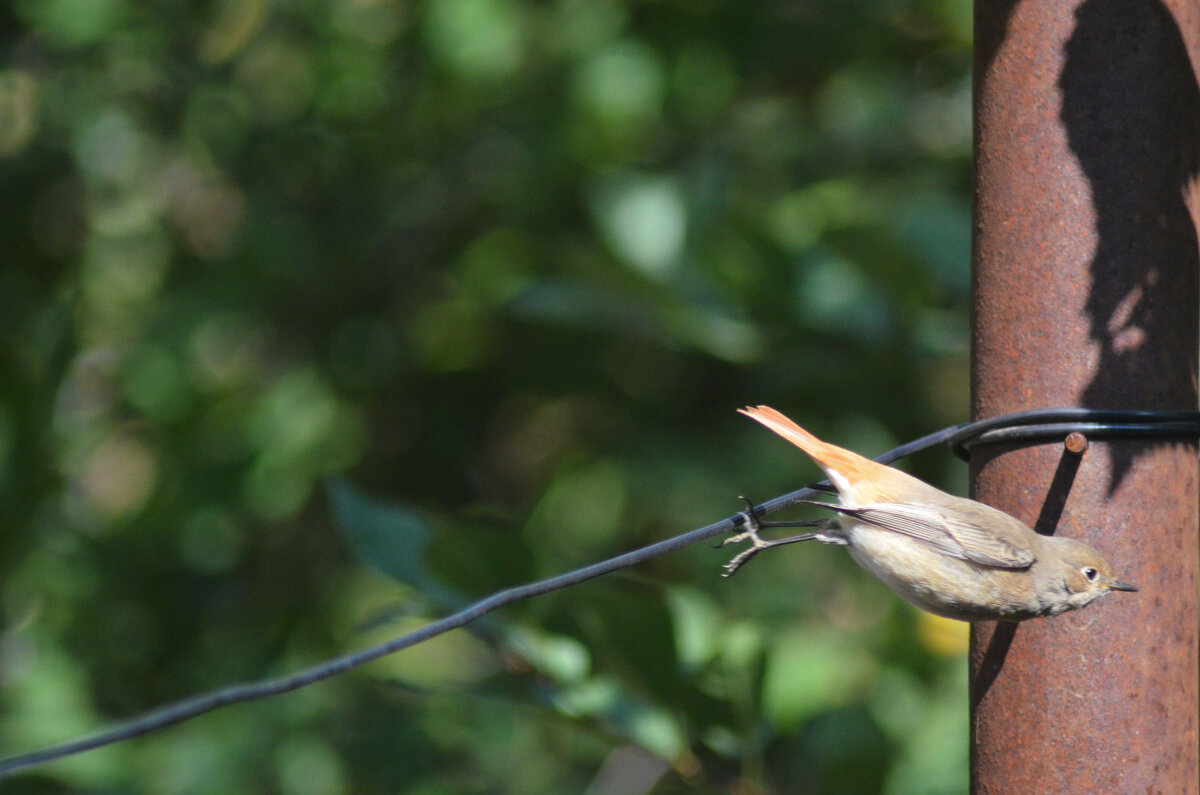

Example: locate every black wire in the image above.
[1,407,1195,777]
[943,408,1200,460]
[0,515,745,777]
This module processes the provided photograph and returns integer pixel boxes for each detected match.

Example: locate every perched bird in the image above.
[725,406,1137,621]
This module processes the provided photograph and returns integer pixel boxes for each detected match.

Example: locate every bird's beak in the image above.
[1106,578,1139,592]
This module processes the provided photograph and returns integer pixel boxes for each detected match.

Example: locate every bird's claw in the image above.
[721,497,834,576]
[721,498,772,577]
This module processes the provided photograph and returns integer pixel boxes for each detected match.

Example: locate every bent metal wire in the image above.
[944,408,1200,461]
[0,407,1196,777]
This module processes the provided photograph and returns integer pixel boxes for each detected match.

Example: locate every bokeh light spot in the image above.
[591,173,685,279]
[77,433,158,521]
[274,735,348,795]
[425,0,526,82]
[0,70,38,156]
[572,39,665,126]
[123,344,194,423]
[16,0,127,47]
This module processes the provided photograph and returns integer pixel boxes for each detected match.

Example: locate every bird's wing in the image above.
[840,501,1037,569]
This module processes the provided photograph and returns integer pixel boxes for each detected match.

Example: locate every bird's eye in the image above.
[1083,567,1098,582]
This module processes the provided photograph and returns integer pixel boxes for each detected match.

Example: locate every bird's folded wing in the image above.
[846,502,1037,569]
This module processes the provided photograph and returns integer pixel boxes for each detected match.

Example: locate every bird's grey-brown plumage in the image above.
[830,500,1036,568]
[730,406,1137,622]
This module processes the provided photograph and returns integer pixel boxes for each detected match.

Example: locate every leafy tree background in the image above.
[0,0,973,792]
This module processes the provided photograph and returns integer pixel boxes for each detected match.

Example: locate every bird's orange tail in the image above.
[739,406,922,504]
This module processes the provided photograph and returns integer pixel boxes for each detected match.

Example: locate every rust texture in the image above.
[970,0,1200,793]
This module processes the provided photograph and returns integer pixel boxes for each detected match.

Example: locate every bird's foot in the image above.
[721,497,825,577]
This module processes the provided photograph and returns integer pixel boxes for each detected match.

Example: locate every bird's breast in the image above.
[844,522,1042,621]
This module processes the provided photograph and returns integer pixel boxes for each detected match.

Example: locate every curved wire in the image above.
[943,408,1200,460]
[1,407,1195,777]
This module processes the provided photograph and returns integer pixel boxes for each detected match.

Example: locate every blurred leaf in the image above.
[328,477,436,592]
[762,628,877,731]
[568,584,682,704]
[424,0,527,82]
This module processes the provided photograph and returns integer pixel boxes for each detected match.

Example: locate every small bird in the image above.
[725,406,1138,621]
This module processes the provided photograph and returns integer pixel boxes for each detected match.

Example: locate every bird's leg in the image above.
[721,497,829,577]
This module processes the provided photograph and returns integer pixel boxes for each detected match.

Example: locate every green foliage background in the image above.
[1,0,974,792]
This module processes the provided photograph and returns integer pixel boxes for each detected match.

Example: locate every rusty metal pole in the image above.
[971,1,1200,792]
